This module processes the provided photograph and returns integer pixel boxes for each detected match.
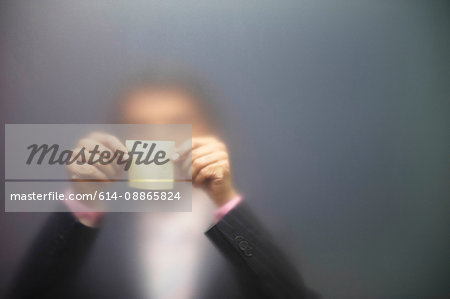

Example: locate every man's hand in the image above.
[66,132,128,195]
[173,136,238,206]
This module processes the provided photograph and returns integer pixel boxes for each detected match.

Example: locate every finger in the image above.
[192,138,225,159]
[192,152,227,179]
[177,152,192,178]
[191,144,226,161]
[77,139,124,172]
[172,139,192,161]
[177,145,219,178]
[71,147,117,178]
[76,140,119,174]
[88,132,129,159]
[173,137,223,161]
[193,162,227,186]
[192,137,220,149]
[93,155,118,178]
[68,163,110,181]
[78,138,112,154]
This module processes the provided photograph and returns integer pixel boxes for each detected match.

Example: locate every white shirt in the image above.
[135,189,216,299]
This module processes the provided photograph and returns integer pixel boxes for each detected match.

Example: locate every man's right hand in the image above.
[66,132,129,195]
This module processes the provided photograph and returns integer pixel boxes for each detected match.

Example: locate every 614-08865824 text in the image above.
[9,191,182,201]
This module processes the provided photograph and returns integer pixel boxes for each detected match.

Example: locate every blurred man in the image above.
[9,69,318,299]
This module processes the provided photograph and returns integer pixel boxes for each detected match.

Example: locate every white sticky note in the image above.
[125,140,174,190]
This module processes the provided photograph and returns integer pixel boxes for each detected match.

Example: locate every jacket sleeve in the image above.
[205,202,320,299]
[7,212,99,299]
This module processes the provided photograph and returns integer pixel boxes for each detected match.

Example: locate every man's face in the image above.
[121,88,211,137]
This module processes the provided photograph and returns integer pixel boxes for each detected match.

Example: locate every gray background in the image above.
[1,1,449,298]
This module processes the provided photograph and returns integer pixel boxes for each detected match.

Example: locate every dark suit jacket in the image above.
[7,203,319,299]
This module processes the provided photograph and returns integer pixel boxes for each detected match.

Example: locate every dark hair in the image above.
[110,64,222,135]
